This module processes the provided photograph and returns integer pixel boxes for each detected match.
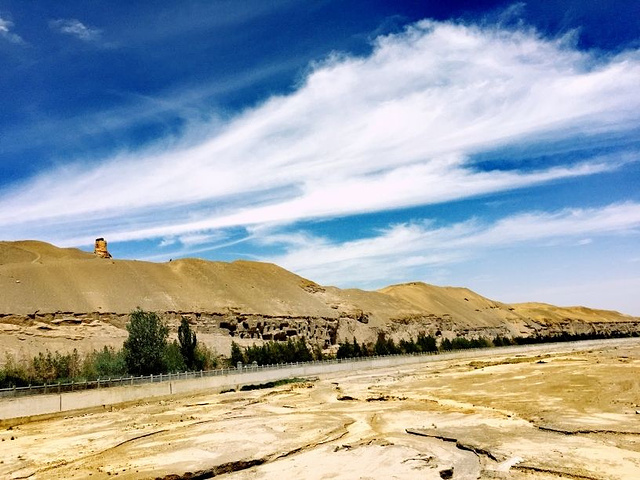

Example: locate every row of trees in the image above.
[335,330,637,360]
[440,336,491,350]
[230,338,321,366]
[508,330,639,345]
[232,331,496,365]
[337,332,439,359]
[0,309,217,387]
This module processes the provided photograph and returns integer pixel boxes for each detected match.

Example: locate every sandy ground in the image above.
[1,340,639,479]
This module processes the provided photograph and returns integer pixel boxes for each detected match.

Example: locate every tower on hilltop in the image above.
[94,237,112,259]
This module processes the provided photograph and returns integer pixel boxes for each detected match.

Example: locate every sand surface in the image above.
[2,241,638,359]
[2,339,639,479]
[3,240,636,325]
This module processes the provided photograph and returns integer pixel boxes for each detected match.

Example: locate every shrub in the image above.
[0,353,30,388]
[31,349,81,383]
[194,343,219,370]
[82,346,126,379]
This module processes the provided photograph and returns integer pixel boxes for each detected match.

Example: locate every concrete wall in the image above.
[1,338,637,422]
[0,393,61,420]
[0,354,436,421]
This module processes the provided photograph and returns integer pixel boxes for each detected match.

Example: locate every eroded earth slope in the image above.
[1,240,638,357]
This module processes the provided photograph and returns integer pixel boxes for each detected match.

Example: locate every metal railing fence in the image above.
[0,351,443,398]
[1,337,636,399]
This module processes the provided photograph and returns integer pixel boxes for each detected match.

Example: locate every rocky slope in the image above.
[0,240,638,356]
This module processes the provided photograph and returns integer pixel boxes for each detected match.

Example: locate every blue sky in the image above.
[1,1,639,314]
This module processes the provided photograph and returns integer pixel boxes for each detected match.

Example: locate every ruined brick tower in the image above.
[94,237,112,259]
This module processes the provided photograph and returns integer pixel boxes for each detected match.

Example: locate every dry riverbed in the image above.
[1,340,639,479]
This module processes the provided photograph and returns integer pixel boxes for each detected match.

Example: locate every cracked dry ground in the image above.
[2,342,640,479]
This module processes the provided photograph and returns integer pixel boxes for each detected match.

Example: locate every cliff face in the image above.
[0,240,638,356]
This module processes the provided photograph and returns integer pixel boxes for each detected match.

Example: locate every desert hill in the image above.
[379,282,518,328]
[379,282,637,330]
[0,240,416,321]
[0,240,638,356]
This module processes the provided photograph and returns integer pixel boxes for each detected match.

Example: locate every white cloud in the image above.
[0,16,24,44]
[158,233,222,249]
[139,232,252,262]
[1,20,639,246]
[176,231,227,247]
[262,202,640,287]
[49,19,101,42]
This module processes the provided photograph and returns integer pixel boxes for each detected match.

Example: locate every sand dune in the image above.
[510,302,636,324]
[1,241,342,316]
[0,240,637,356]
[379,282,519,327]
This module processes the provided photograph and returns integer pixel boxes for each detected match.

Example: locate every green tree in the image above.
[337,340,354,359]
[123,308,169,375]
[352,337,362,357]
[374,332,389,356]
[178,317,198,370]
[230,341,245,366]
[163,340,187,372]
[311,343,325,361]
[399,338,417,354]
[294,338,313,362]
[416,332,437,353]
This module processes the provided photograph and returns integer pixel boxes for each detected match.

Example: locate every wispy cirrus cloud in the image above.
[0,15,24,44]
[0,57,303,158]
[49,19,101,42]
[0,20,639,246]
[261,202,640,287]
